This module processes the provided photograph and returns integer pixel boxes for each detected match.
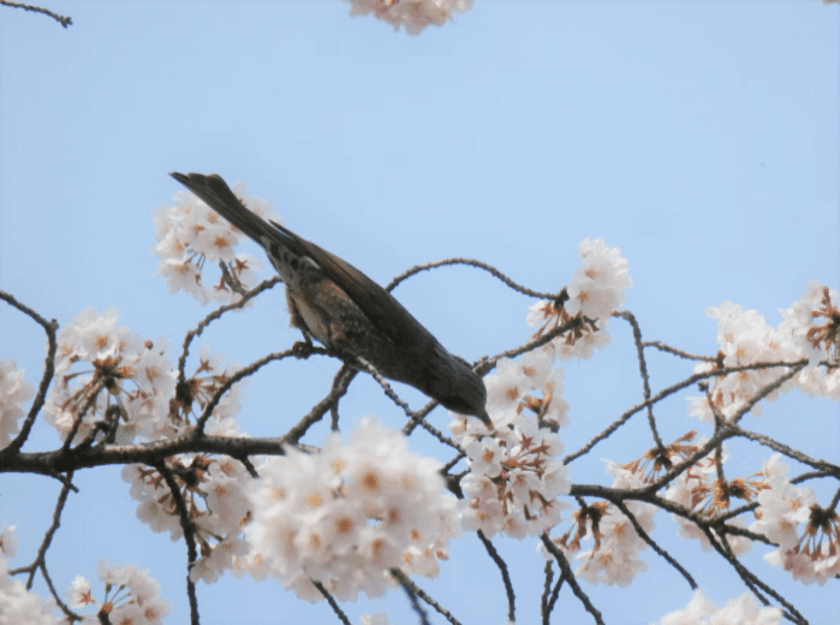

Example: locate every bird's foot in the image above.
[292,340,315,359]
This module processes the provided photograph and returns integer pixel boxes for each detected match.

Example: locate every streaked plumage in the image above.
[170,172,488,424]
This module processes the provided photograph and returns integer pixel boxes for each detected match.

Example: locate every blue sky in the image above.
[1,2,837,624]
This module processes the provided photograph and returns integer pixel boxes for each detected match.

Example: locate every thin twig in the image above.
[730,363,808,425]
[355,356,417,417]
[707,476,834,537]
[479,318,583,376]
[545,575,564,624]
[176,276,282,388]
[828,487,840,512]
[642,340,716,362]
[729,425,840,479]
[565,359,809,465]
[156,462,200,625]
[218,260,250,297]
[476,530,516,624]
[540,559,554,623]
[391,569,462,625]
[195,349,295,432]
[60,377,108,454]
[441,451,466,474]
[539,534,604,625]
[283,366,356,445]
[0,0,71,27]
[610,499,696,589]
[328,365,355,431]
[354,356,467,451]
[15,470,76,607]
[613,311,664,452]
[0,290,59,455]
[700,526,806,624]
[38,558,80,621]
[385,257,560,300]
[312,580,352,625]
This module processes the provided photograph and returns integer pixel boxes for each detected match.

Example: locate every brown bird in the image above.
[170,172,489,425]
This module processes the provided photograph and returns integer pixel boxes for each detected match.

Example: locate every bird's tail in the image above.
[170,172,276,244]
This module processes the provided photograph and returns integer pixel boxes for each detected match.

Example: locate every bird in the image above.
[170,172,490,425]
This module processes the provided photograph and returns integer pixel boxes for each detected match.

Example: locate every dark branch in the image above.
[0,0,72,27]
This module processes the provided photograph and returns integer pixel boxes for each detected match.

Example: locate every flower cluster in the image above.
[479,350,569,430]
[750,455,840,585]
[242,417,461,601]
[44,308,245,445]
[449,349,570,538]
[122,418,251,583]
[44,308,177,444]
[154,181,274,304]
[65,560,171,624]
[688,283,840,422]
[0,360,34,449]
[656,589,781,625]
[452,362,571,539]
[660,438,753,556]
[0,526,56,625]
[543,462,657,586]
[345,0,473,35]
[527,238,631,361]
[778,282,840,394]
[565,237,633,321]
[167,345,248,429]
[688,302,795,422]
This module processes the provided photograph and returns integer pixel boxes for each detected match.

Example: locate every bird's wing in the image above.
[170,172,438,356]
[277,226,439,357]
